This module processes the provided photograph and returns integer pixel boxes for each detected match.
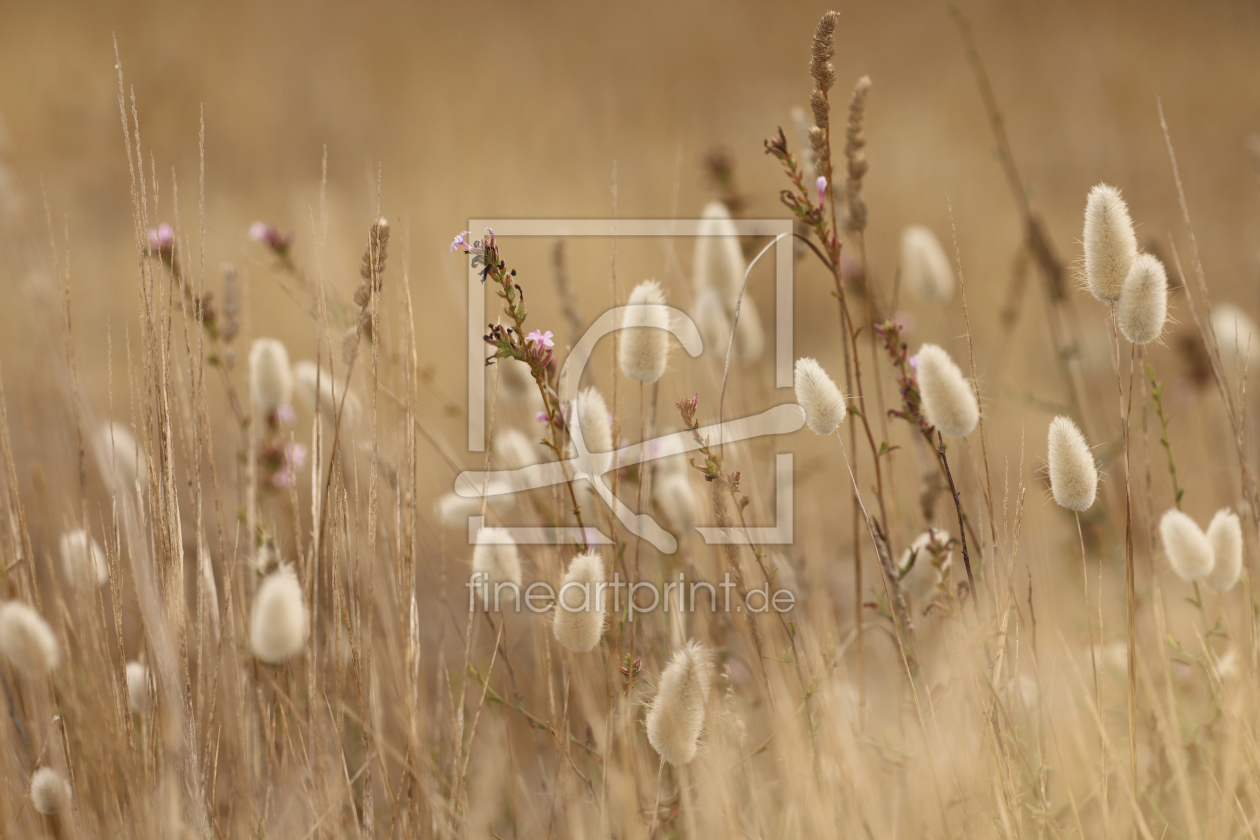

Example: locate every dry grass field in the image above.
[0,0,1259,837]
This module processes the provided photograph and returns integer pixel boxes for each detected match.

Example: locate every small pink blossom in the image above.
[148,223,174,255]
[816,176,827,207]
[276,405,296,426]
[450,230,472,253]
[249,221,269,242]
[526,329,554,348]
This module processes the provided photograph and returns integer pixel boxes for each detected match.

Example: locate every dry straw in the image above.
[1082,184,1138,302]
[898,529,950,600]
[793,357,846,435]
[249,565,309,663]
[1158,509,1215,582]
[646,641,712,766]
[553,551,606,652]
[0,600,59,676]
[1117,253,1168,344]
[1205,508,1243,592]
[249,337,293,413]
[900,226,954,303]
[620,279,671,383]
[58,527,108,588]
[1047,416,1098,511]
[915,344,979,437]
[30,767,71,816]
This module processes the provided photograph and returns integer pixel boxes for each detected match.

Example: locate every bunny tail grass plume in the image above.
[734,295,766,363]
[1159,509,1215,582]
[294,360,359,427]
[1205,509,1243,592]
[249,337,293,413]
[572,387,613,477]
[915,344,979,437]
[693,286,732,357]
[794,357,846,435]
[1047,416,1098,511]
[58,528,108,587]
[125,661,152,713]
[553,551,606,652]
[95,420,143,492]
[1211,303,1259,368]
[472,529,522,608]
[646,641,712,766]
[249,565,308,663]
[900,226,954,303]
[898,528,950,600]
[693,201,746,306]
[1117,254,1168,344]
[493,428,540,472]
[655,471,698,536]
[0,601,58,676]
[30,767,70,816]
[1082,184,1138,302]
[620,280,671,383]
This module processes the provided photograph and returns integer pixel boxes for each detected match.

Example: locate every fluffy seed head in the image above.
[95,420,143,493]
[693,286,732,357]
[293,360,359,428]
[58,528,108,588]
[1159,509,1215,582]
[646,641,712,766]
[1117,254,1168,344]
[472,530,523,608]
[553,551,606,652]
[1047,416,1098,511]
[1083,184,1138,302]
[572,387,613,477]
[734,296,766,364]
[493,428,540,472]
[898,528,950,600]
[693,201,746,306]
[125,661,152,713]
[793,357,846,435]
[435,482,517,526]
[915,344,979,438]
[1205,508,1243,593]
[249,565,308,663]
[655,471,698,536]
[0,601,58,676]
[249,338,293,413]
[900,225,954,303]
[0,601,57,680]
[1211,303,1259,368]
[620,280,671,383]
[30,767,70,816]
